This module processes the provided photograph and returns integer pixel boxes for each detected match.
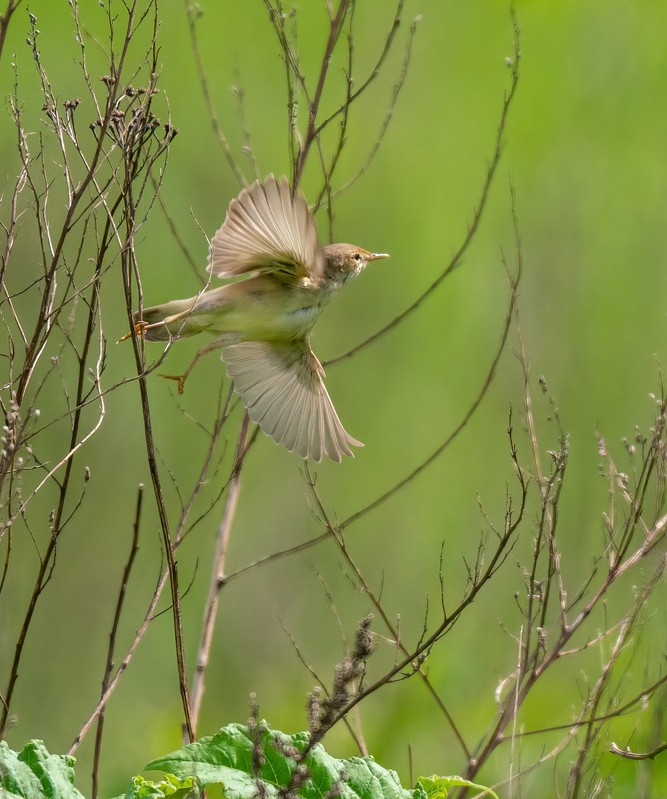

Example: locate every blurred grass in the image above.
[1,1,666,797]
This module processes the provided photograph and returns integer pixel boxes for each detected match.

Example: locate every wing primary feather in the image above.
[207,175,325,282]
[221,340,361,461]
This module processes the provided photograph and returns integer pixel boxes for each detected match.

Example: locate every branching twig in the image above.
[325,19,521,367]
[610,741,667,761]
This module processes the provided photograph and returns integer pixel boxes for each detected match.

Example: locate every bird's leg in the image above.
[119,306,198,344]
[117,320,150,343]
[160,341,223,395]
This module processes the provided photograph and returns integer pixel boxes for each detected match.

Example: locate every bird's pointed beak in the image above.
[368,252,390,262]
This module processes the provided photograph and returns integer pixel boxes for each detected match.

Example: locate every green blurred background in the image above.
[1,0,666,796]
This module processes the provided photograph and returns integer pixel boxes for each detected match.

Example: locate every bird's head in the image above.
[323,243,390,286]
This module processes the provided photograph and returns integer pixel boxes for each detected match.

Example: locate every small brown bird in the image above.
[131,175,388,462]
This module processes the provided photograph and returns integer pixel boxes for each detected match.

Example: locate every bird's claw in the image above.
[117,321,148,343]
[160,373,187,395]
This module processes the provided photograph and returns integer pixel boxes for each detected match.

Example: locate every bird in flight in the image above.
[127,175,389,461]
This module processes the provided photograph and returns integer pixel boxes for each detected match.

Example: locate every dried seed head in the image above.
[353,614,374,660]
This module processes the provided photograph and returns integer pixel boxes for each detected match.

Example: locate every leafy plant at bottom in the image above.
[0,727,497,799]
[142,723,498,799]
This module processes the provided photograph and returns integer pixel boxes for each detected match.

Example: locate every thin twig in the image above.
[190,412,250,733]
[609,741,667,761]
[342,265,520,529]
[305,462,471,759]
[91,484,143,799]
[0,0,23,64]
[324,20,521,367]
[184,0,246,187]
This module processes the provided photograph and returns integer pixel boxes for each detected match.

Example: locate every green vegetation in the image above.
[0,728,497,799]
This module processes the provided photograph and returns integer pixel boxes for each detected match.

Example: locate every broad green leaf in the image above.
[145,724,412,799]
[417,775,499,799]
[0,740,85,799]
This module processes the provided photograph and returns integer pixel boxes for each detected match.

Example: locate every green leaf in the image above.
[120,773,197,799]
[0,740,85,799]
[145,723,412,799]
[416,775,499,799]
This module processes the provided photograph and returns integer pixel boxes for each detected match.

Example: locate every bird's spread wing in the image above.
[221,339,362,462]
[208,175,325,285]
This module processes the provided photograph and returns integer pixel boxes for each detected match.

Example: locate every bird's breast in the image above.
[207,279,330,341]
[282,303,324,335]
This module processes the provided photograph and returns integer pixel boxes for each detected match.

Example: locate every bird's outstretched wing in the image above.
[221,339,362,462]
[208,175,325,286]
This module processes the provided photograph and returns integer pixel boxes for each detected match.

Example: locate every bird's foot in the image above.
[160,372,187,395]
[117,321,149,343]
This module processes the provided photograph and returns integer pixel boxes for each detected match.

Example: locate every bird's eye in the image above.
[353,253,362,263]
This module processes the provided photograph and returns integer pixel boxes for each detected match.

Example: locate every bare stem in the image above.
[0,0,22,64]
[91,484,143,799]
[184,0,246,187]
[325,19,521,367]
[190,413,250,733]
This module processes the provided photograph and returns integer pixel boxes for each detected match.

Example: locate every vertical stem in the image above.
[134,339,195,743]
[91,484,143,799]
[190,413,249,733]
[293,0,350,187]
[0,0,22,64]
